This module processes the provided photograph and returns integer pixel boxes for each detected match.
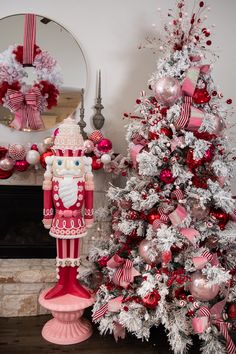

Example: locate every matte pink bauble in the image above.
[8,144,26,160]
[97,138,113,153]
[153,77,181,106]
[159,168,175,184]
[84,140,95,153]
[0,157,15,171]
[15,160,29,172]
[191,201,209,220]
[138,239,161,265]
[211,116,226,135]
[189,271,220,301]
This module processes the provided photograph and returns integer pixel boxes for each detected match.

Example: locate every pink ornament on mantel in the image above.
[0,157,15,171]
[97,138,112,153]
[189,270,220,301]
[8,143,26,160]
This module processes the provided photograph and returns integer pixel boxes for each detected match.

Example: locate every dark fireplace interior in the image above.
[0,185,56,258]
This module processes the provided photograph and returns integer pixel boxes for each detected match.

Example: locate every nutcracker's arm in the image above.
[84,157,94,228]
[42,156,54,229]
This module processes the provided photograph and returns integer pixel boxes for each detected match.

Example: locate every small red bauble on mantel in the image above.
[15,160,29,172]
[193,88,211,104]
[91,155,103,170]
[0,168,14,179]
[97,138,113,153]
[40,150,54,169]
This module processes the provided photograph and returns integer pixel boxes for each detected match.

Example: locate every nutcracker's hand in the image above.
[42,218,53,229]
[85,219,93,229]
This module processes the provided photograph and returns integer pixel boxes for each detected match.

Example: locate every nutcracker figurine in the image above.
[42,117,94,300]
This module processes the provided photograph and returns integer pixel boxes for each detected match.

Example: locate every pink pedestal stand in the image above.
[39,289,94,345]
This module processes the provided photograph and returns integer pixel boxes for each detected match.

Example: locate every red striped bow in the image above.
[107,254,140,288]
[7,88,44,130]
[193,294,236,354]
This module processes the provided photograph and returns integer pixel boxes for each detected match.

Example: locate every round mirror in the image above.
[0,14,87,131]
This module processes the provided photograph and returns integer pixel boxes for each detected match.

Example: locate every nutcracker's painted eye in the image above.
[57,159,63,166]
[74,160,80,166]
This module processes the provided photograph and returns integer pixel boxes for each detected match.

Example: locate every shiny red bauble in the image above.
[30,144,38,151]
[160,127,173,138]
[91,155,103,170]
[193,88,211,104]
[228,303,236,320]
[97,138,112,153]
[210,208,229,230]
[0,168,13,179]
[142,289,161,309]
[15,160,29,172]
[0,146,8,159]
[40,150,54,169]
[149,131,159,140]
[147,210,161,224]
[159,168,175,184]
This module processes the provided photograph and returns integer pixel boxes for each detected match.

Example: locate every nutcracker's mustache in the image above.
[56,169,81,176]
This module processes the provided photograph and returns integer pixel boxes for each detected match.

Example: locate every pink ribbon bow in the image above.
[107,254,140,288]
[192,291,236,354]
[7,88,44,130]
[176,65,210,131]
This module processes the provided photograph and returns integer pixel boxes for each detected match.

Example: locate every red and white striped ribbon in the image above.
[23,14,36,65]
[175,96,192,129]
[92,303,109,322]
[113,259,133,285]
[201,250,213,262]
[171,189,184,201]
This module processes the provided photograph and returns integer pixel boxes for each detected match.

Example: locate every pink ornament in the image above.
[54,128,59,136]
[26,150,40,165]
[84,140,95,154]
[0,157,15,171]
[159,168,175,184]
[8,144,26,160]
[138,239,161,265]
[153,77,181,106]
[97,139,112,153]
[191,200,209,220]
[189,270,220,301]
[15,160,29,172]
[211,116,226,135]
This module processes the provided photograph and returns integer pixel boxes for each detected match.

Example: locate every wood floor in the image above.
[0,314,201,354]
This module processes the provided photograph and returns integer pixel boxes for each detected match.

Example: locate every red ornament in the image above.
[193,88,211,104]
[210,208,229,229]
[97,139,113,153]
[186,149,202,170]
[15,160,29,172]
[226,99,232,105]
[31,144,38,151]
[228,304,236,320]
[40,150,54,169]
[147,210,161,224]
[0,168,13,179]
[160,127,173,138]
[159,168,175,184]
[203,145,214,163]
[97,256,110,268]
[206,40,212,46]
[149,131,159,140]
[192,175,208,189]
[199,1,204,7]
[142,289,161,309]
[212,91,217,96]
[91,155,103,170]
[0,146,8,159]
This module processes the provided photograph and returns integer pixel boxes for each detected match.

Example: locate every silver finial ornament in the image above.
[77,88,88,139]
[92,70,105,130]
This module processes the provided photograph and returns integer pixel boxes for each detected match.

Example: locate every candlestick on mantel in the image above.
[92,70,105,130]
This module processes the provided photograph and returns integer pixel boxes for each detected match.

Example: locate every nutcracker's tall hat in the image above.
[52,117,84,157]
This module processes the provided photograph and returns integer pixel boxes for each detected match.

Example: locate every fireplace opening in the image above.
[0,185,56,258]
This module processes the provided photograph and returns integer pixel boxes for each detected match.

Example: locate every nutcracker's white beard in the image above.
[58,177,78,208]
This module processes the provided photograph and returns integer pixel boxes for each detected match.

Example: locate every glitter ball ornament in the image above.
[159,168,175,184]
[153,77,181,106]
[26,150,40,165]
[193,88,211,104]
[97,139,112,153]
[142,289,161,309]
[15,159,29,172]
[189,271,220,301]
[89,130,104,144]
[100,154,111,164]
[138,239,161,264]
[40,150,54,169]
[91,155,103,170]
[84,140,95,154]
[8,144,26,160]
[0,157,15,171]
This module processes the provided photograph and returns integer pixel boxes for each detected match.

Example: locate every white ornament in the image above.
[101,154,111,164]
[26,150,40,165]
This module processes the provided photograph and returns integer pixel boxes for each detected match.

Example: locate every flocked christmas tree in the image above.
[89,2,236,353]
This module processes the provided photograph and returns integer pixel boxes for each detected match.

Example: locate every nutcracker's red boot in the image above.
[44,266,68,300]
[66,266,91,299]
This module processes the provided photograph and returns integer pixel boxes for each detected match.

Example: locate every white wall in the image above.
[0,0,235,188]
